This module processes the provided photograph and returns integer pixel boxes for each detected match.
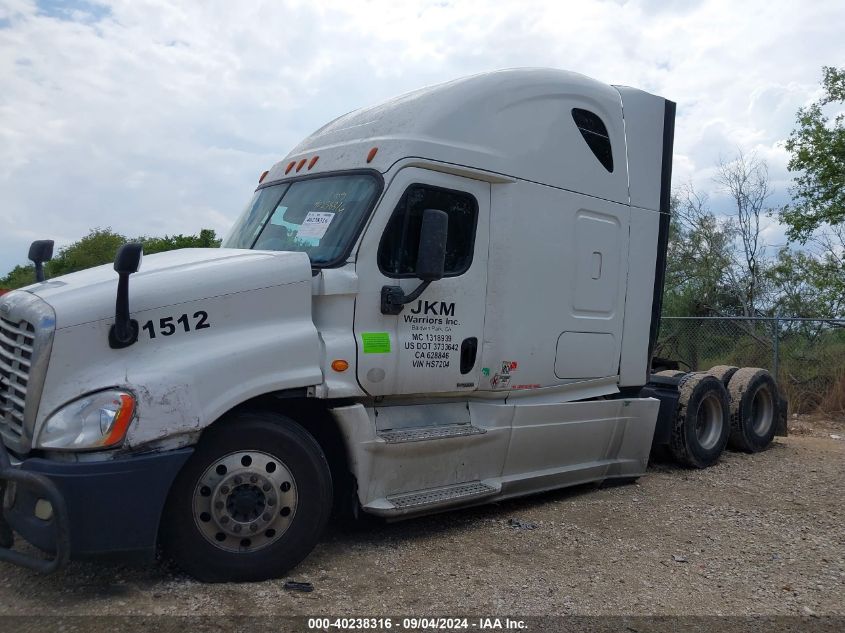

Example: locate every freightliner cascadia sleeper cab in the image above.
[0,69,785,581]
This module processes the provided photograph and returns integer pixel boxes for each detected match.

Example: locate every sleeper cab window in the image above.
[378,184,478,278]
[572,108,614,173]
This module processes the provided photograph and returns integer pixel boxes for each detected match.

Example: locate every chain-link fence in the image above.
[656,317,845,414]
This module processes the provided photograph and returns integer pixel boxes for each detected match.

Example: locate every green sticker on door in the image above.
[361,332,391,354]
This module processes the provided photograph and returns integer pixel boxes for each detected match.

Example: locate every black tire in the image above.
[707,365,739,387]
[654,369,686,378]
[161,411,332,582]
[670,373,730,469]
[727,368,779,452]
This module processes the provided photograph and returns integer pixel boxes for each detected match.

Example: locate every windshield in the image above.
[223,173,381,266]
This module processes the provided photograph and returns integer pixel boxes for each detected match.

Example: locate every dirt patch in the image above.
[0,416,843,617]
[787,412,845,438]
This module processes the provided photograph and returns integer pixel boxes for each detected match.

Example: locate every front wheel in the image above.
[161,411,332,582]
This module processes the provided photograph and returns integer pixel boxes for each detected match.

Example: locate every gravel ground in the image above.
[0,415,843,618]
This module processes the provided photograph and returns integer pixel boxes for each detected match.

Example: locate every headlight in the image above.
[37,390,136,451]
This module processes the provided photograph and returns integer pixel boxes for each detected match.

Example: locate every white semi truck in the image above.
[0,69,785,582]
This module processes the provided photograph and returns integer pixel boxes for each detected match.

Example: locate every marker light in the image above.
[331,359,349,372]
[259,170,269,183]
[367,147,378,163]
[296,158,307,172]
[285,161,296,174]
[308,156,319,170]
[38,391,136,451]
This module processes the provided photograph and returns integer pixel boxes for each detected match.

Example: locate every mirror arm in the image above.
[108,243,143,349]
[380,280,432,315]
[108,272,139,349]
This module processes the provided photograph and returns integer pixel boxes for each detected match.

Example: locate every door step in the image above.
[377,424,486,444]
[387,481,498,509]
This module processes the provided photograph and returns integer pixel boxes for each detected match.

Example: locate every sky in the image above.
[0,0,843,275]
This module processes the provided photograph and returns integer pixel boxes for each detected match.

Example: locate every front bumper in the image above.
[0,443,192,573]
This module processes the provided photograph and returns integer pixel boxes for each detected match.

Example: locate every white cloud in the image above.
[0,0,842,274]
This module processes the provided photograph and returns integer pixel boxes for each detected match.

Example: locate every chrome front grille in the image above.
[0,291,56,453]
[0,316,35,438]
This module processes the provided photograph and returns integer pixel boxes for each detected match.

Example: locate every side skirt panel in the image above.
[331,397,659,519]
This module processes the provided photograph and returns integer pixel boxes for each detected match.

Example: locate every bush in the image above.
[0,228,222,289]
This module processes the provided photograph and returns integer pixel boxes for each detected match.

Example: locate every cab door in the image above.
[354,168,490,396]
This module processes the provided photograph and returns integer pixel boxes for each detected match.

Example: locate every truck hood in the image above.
[21,248,314,329]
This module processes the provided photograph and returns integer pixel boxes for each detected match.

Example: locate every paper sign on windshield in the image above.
[297,211,335,240]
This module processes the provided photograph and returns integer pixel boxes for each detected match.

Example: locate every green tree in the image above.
[663,186,741,316]
[47,228,127,278]
[766,247,845,318]
[136,228,222,254]
[768,224,845,319]
[0,265,40,290]
[715,151,771,316]
[780,66,845,241]
[0,228,221,290]
[767,248,845,318]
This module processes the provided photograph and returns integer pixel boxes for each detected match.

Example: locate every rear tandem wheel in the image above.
[669,372,731,469]
[707,365,740,387]
[727,367,779,452]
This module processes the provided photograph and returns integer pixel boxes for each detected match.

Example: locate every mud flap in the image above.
[775,396,789,437]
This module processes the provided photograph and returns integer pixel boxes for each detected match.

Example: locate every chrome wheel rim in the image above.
[192,451,298,553]
[695,393,723,451]
[750,385,774,436]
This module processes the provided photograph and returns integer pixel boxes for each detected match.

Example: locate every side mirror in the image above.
[114,242,143,275]
[415,209,448,281]
[380,209,449,315]
[109,243,143,349]
[28,240,54,283]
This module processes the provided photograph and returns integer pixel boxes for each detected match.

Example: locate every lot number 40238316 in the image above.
[142,310,210,339]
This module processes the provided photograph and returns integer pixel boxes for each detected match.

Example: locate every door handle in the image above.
[460,337,478,375]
